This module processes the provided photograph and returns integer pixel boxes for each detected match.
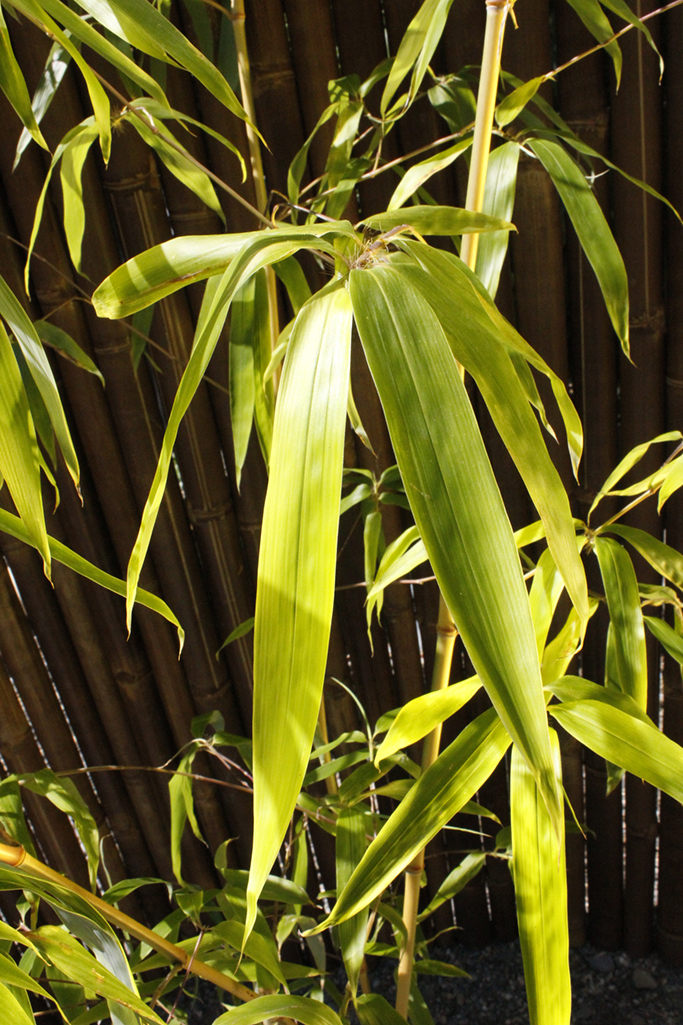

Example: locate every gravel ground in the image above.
[182,941,683,1023]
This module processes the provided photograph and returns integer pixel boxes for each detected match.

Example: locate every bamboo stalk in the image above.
[0,841,255,1004]
[395,4,511,1014]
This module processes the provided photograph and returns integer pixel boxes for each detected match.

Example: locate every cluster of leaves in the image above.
[1,0,683,1023]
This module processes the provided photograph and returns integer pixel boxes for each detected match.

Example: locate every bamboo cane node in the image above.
[0,839,27,868]
[486,0,510,11]
[250,67,297,99]
[665,375,683,391]
[630,305,666,334]
[187,500,234,524]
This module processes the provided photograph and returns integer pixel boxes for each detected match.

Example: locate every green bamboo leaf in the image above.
[273,256,312,315]
[381,0,455,116]
[496,77,544,128]
[128,97,246,179]
[14,41,70,170]
[70,0,251,124]
[127,116,226,226]
[350,264,562,831]
[387,138,473,210]
[216,617,255,658]
[10,0,110,162]
[511,730,570,1025]
[644,616,683,665]
[529,550,567,658]
[92,223,353,318]
[0,982,37,1025]
[31,927,163,1025]
[658,454,683,511]
[12,770,99,890]
[549,697,683,803]
[229,275,257,488]
[474,141,520,298]
[542,601,597,687]
[595,537,647,710]
[374,677,481,765]
[6,0,169,112]
[588,432,681,518]
[363,205,513,237]
[599,0,662,75]
[124,234,324,630]
[357,993,408,1025]
[366,534,428,631]
[0,952,55,1006]
[417,852,487,922]
[34,320,104,385]
[314,708,510,928]
[211,920,287,990]
[347,381,375,453]
[428,78,476,134]
[601,523,683,590]
[60,122,100,272]
[547,675,650,724]
[0,506,184,649]
[169,746,204,886]
[214,995,344,1025]
[246,281,353,941]
[251,270,275,470]
[0,320,50,574]
[363,508,382,591]
[563,0,622,84]
[529,138,629,355]
[392,245,588,626]
[0,4,48,151]
[287,103,337,209]
[336,806,368,996]
[0,272,79,489]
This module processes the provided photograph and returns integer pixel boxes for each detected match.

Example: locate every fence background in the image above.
[0,0,682,966]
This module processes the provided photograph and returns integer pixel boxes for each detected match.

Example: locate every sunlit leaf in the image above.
[375,677,481,765]
[34,319,104,385]
[496,77,544,128]
[601,523,683,590]
[563,0,622,84]
[381,0,455,117]
[336,806,368,996]
[363,205,513,236]
[388,138,472,210]
[0,3,48,152]
[644,615,683,665]
[511,730,570,1025]
[595,537,647,710]
[588,432,681,518]
[246,281,353,940]
[474,141,520,298]
[214,995,344,1025]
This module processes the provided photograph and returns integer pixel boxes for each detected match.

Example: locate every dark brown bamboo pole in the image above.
[658,1,683,967]
[608,0,665,959]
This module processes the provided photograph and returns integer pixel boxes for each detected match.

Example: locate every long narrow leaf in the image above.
[474,141,520,298]
[0,4,48,151]
[595,537,647,709]
[350,264,561,831]
[602,523,683,590]
[374,677,481,764]
[246,281,353,939]
[511,731,570,1025]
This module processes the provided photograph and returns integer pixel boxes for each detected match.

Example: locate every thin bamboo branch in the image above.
[395,3,511,1015]
[0,841,255,1004]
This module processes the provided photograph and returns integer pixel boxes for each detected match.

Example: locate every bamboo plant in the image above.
[0,0,682,1023]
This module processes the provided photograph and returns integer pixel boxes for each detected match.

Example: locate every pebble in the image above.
[632,967,658,990]
[590,951,615,973]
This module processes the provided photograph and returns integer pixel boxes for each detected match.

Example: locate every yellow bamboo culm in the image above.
[0,841,255,1004]
[395,2,512,1018]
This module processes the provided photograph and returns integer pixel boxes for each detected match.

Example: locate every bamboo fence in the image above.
[0,0,681,966]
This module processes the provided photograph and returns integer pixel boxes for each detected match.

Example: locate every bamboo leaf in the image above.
[14,41,70,170]
[363,205,513,236]
[0,272,79,489]
[601,523,683,590]
[336,806,368,996]
[314,708,510,928]
[588,432,681,518]
[93,224,353,318]
[214,995,344,1025]
[216,617,255,657]
[381,0,455,116]
[563,0,622,84]
[128,97,246,179]
[387,138,473,210]
[417,852,487,922]
[229,276,257,488]
[599,0,662,75]
[366,534,427,630]
[0,952,55,1006]
[0,982,37,1025]
[594,537,647,710]
[549,696,683,802]
[658,455,683,511]
[474,141,520,298]
[356,994,408,1025]
[0,3,48,151]
[60,122,100,272]
[246,281,353,940]
[392,244,588,626]
[250,269,275,470]
[374,677,481,765]
[34,320,104,385]
[547,675,650,724]
[31,927,164,1025]
[529,138,629,355]
[350,264,562,831]
[644,616,683,665]
[529,549,567,658]
[0,321,50,574]
[511,730,570,1025]
[496,77,544,128]
[0,507,184,649]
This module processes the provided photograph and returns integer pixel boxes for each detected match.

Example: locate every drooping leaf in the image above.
[0,321,50,575]
[0,507,184,649]
[34,320,104,385]
[594,537,648,710]
[511,730,570,1025]
[246,281,353,940]
[0,3,48,152]
[601,523,683,590]
[381,0,455,117]
[644,615,683,665]
[417,852,487,922]
[387,138,473,210]
[15,41,70,170]
[350,263,562,831]
[529,138,629,355]
[563,0,622,83]
[474,141,520,298]
[336,805,368,996]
